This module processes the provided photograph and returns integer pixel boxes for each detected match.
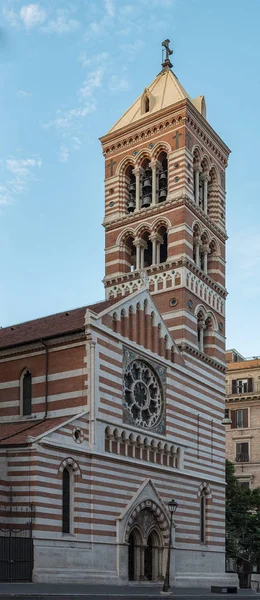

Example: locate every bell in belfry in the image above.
[129,181,136,193]
[141,193,152,208]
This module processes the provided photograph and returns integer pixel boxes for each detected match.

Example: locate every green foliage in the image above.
[226,459,260,566]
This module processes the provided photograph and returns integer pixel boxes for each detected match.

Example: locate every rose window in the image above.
[123,360,163,429]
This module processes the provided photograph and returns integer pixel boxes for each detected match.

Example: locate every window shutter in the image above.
[248,378,253,392]
[243,408,248,428]
[232,380,237,394]
[231,410,236,429]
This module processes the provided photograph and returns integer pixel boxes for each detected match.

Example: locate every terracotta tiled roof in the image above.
[0,299,115,350]
[0,416,75,446]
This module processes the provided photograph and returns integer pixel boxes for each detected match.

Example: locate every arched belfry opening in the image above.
[158,151,168,203]
[141,159,152,209]
[126,165,136,214]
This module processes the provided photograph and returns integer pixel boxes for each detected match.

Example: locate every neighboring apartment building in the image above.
[226,349,260,489]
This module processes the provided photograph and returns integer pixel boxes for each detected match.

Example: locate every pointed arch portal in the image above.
[125,500,170,582]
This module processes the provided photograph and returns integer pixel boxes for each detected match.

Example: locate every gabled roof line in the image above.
[26,411,88,443]
[95,287,182,357]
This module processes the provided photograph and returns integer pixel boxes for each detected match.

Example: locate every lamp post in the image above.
[162,498,178,593]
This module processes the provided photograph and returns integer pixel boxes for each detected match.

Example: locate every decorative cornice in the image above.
[178,342,226,373]
[104,257,227,299]
[103,194,227,243]
[100,98,230,165]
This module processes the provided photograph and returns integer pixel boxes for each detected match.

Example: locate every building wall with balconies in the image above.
[225,351,260,489]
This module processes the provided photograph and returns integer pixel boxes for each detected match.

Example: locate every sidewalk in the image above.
[0,582,254,596]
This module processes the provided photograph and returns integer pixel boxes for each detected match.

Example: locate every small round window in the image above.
[73,428,83,444]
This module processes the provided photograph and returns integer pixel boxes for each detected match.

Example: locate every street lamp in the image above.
[221,408,232,426]
[162,498,178,593]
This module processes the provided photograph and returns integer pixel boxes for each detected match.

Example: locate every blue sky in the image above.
[1,0,260,357]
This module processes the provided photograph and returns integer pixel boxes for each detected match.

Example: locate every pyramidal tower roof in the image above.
[108,41,206,134]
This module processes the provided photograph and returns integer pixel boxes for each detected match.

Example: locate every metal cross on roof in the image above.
[161,39,173,71]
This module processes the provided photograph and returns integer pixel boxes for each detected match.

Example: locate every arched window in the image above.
[62,467,72,534]
[200,489,206,543]
[142,231,152,268]
[144,96,149,113]
[124,235,136,272]
[21,369,32,416]
[159,227,168,263]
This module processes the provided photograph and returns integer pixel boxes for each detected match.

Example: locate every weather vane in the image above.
[161,39,173,70]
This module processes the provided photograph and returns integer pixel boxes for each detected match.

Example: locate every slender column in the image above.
[201,244,209,273]
[198,323,206,352]
[201,173,210,214]
[194,240,200,267]
[194,168,200,205]
[203,175,209,214]
[150,233,158,265]
[133,167,143,211]
[134,241,141,270]
[150,160,160,205]
[156,242,160,265]
[204,251,208,274]
[140,245,145,269]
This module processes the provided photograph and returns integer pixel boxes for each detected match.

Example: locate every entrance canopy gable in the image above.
[116,478,172,545]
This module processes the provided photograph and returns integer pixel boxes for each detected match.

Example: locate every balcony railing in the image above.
[226,385,260,396]
[235,454,249,463]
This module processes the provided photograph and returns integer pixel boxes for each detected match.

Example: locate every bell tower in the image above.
[100,41,230,367]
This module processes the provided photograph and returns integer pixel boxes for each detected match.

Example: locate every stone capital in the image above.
[201,244,210,253]
[149,159,161,170]
[133,166,144,177]
[200,173,210,182]
[193,236,201,247]
[149,233,163,244]
[133,238,146,249]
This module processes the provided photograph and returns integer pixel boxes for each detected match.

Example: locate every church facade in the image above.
[0,43,237,587]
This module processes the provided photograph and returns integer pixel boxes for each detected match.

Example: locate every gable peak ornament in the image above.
[161,39,173,71]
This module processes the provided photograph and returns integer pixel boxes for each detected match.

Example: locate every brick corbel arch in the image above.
[58,457,81,477]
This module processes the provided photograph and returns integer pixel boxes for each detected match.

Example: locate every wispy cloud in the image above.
[58,145,69,163]
[3,3,80,34]
[3,7,20,28]
[78,68,103,99]
[78,51,109,68]
[20,4,46,29]
[17,89,32,97]
[44,53,105,161]
[108,74,130,92]
[42,9,80,34]
[104,0,115,18]
[0,157,42,207]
